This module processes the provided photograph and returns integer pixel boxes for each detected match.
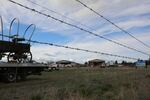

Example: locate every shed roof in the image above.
[88,59,105,63]
[56,60,72,64]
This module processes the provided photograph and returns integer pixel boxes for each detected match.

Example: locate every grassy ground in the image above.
[0,67,150,100]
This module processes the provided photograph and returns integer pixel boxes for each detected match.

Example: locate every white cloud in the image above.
[0,0,150,63]
[31,32,150,63]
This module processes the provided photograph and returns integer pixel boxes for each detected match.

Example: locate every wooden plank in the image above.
[0,62,48,68]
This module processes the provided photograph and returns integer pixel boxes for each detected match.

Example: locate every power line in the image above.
[75,0,150,49]
[0,33,139,60]
[25,0,94,31]
[0,16,4,40]
[7,0,150,56]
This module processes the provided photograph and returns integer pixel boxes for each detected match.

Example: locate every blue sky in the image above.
[0,0,150,63]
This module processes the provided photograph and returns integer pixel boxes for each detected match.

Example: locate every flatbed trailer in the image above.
[0,62,48,82]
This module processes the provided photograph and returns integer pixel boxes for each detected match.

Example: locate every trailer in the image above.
[0,62,48,82]
[0,17,48,82]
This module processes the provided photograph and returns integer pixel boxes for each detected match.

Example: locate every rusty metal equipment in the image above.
[0,16,36,63]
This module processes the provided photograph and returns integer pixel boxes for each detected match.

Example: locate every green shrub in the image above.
[31,94,42,100]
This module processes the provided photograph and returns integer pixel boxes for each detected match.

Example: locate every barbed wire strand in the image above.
[25,0,95,31]
[7,0,150,56]
[0,33,138,60]
[75,0,150,49]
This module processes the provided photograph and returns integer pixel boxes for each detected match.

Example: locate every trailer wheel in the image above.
[4,72,17,82]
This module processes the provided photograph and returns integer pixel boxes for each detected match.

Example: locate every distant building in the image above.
[88,59,105,68]
[56,60,72,67]
[56,60,82,67]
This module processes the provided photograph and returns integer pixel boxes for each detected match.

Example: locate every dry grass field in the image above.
[0,67,150,100]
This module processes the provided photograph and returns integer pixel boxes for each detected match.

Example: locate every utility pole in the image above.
[146,56,150,68]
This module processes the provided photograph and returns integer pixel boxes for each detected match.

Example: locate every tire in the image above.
[4,71,17,83]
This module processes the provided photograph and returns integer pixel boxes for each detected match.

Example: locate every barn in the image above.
[88,59,105,68]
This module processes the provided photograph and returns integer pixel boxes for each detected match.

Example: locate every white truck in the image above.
[47,63,59,71]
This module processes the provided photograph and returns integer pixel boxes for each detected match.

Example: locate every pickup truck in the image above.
[47,63,59,71]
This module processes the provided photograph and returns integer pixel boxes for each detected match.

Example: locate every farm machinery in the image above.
[0,16,48,82]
